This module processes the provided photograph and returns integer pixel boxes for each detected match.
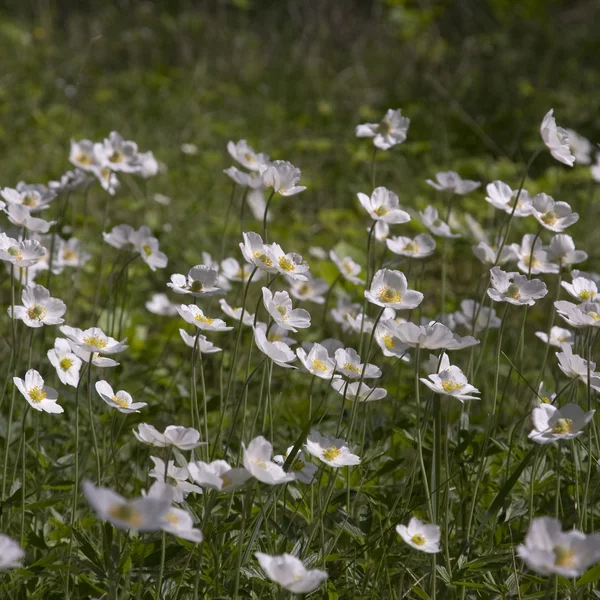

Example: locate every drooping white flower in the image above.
[14,369,63,414]
[187,460,251,492]
[562,277,598,302]
[253,326,296,368]
[484,181,533,217]
[396,517,441,553]
[289,276,329,304]
[534,326,573,348]
[259,160,306,196]
[555,343,600,390]
[95,380,147,414]
[453,299,501,333]
[420,364,480,402]
[47,338,82,387]
[555,300,600,328]
[176,304,232,332]
[566,129,593,164]
[305,431,360,467]
[329,250,364,285]
[262,288,311,332]
[487,267,547,306]
[334,347,381,379]
[83,480,173,532]
[331,379,387,402]
[392,321,479,350]
[365,268,423,310]
[540,109,575,167]
[547,234,588,267]
[355,108,410,150]
[8,284,66,328]
[243,436,295,485]
[531,193,579,232]
[133,423,205,450]
[148,457,202,502]
[179,329,222,354]
[529,403,594,444]
[387,233,436,258]
[255,552,328,594]
[517,517,600,577]
[6,204,53,233]
[420,205,460,238]
[296,343,339,379]
[0,535,25,570]
[509,234,558,275]
[426,171,480,195]
[132,226,168,271]
[273,447,318,484]
[167,265,220,297]
[60,325,128,355]
[146,293,178,316]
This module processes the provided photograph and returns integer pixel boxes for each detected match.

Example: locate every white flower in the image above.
[60,325,128,355]
[305,431,360,467]
[83,480,173,532]
[176,304,232,332]
[14,369,63,414]
[273,447,318,484]
[240,231,278,273]
[227,139,269,171]
[531,193,579,232]
[420,364,480,402]
[49,169,92,193]
[8,284,66,328]
[47,338,82,387]
[260,160,306,196]
[268,243,310,281]
[562,277,598,302]
[329,250,364,285]
[187,460,251,491]
[94,131,140,173]
[331,379,387,402]
[547,234,587,266]
[253,327,296,368]
[517,517,600,577]
[355,108,410,150]
[334,347,381,379]
[0,236,46,267]
[259,322,297,346]
[54,237,90,269]
[347,307,396,335]
[509,234,558,275]
[387,233,435,258]
[146,293,178,316]
[289,276,328,304]
[255,552,328,594]
[555,300,600,328]
[426,171,480,195]
[154,193,171,206]
[487,267,547,306]
[392,321,479,350]
[224,166,263,188]
[0,534,24,570]
[365,268,423,310]
[137,151,159,178]
[217,299,253,327]
[6,204,53,233]
[69,139,98,171]
[540,109,575,167]
[262,288,311,332]
[529,403,594,444]
[132,226,168,271]
[375,319,411,359]
[159,504,203,543]
[357,186,410,226]
[179,329,222,354]
[331,297,362,331]
[566,129,593,164]
[68,342,120,368]
[535,326,573,348]
[485,181,533,217]
[296,343,338,379]
[423,352,450,374]
[103,224,135,250]
[420,205,460,238]
[221,256,261,283]
[95,380,147,414]
[1,186,53,212]
[396,517,441,553]
[243,436,295,485]
[148,457,202,502]
[133,423,205,450]
[180,143,198,155]
[453,299,501,333]
[555,343,600,390]
[167,265,220,296]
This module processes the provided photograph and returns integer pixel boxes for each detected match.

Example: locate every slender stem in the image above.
[20,405,30,546]
[87,355,101,482]
[414,346,433,520]
[262,189,276,243]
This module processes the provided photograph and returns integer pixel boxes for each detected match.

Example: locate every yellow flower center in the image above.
[252,458,268,469]
[374,206,389,217]
[404,241,419,253]
[7,246,23,260]
[142,244,152,257]
[297,283,311,295]
[22,194,38,207]
[587,312,600,322]
[552,418,573,434]
[505,283,521,299]
[441,380,463,392]
[190,280,204,293]
[59,357,73,371]
[579,289,595,300]
[62,248,78,261]
[244,152,255,164]
[108,503,143,527]
[109,150,124,163]
[381,333,396,349]
[83,335,108,349]
[377,286,402,304]
[164,511,179,526]
[322,447,341,462]
[26,305,47,321]
[253,251,272,267]
[553,546,575,567]
[342,261,354,274]
[524,254,539,269]
[289,458,306,472]
[312,359,328,372]
[378,119,392,136]
[541,210,558,226]
[111,395,129,408]
[343,362,361,374]
[194,314,214,325]
[76,152,93,165]
[278,256,295,272]
[28,386,47,403]
[275,304,288,318]
[411,533,426,546]
[220,474,233,488]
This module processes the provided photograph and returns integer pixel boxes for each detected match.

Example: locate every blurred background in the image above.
[0,0,598,279]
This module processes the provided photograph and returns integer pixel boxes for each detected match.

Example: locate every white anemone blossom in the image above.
[289,276,329,304]
[60,325,128,355]
[484,181,533,217]
[555,343,600,390]
[540,109,575,167]
[273,447,318,485]
[453,299,501,333]
[391,321,479,350]
[296,343,338,379]
[387,233,436,258]
[355,108,410,150]
[187,460,251,492]
[547,234,588,267]
[14,369,63,414]
[331,379,387,402]
[243,436,295,485]
[176,304,232,332]
[259,160,306,196]
[357,186,410,240]
[531,193,579,232]
[509,234,558,275]
[133,423,205,450]
[554,300,600,328]
[419,205,460,238]
[227,139,269,171]
[167,265,221,297]
[528,403,594,444]
[255,552,328,594]
[253,326,297,368]
[305,431,361,467]
[487,267,547,306]
[426,171,480,195]
[95,380,147,414]
[334,347,381,379]
[534,326,573,348]
[261,288,311,332]
[329,250,364,285]
[8,284,66,328]
[0,534,25,570]
[47,338,82,387]
[365,269,423,310]
[561,277,598,302]
[396,517,441,553]
[148,457,202,502]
